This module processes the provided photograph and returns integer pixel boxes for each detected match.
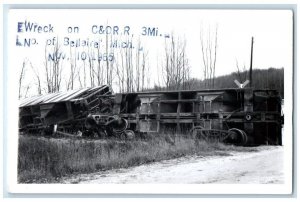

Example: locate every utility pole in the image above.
[243,37,254,144]
[249,37,254,87]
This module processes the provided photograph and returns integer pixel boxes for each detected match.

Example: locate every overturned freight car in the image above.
[19,86,283,146]
[19,85,112,136]
[111,88,283,145]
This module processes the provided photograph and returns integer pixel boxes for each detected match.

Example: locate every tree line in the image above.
[18,25,284,100]
[149,68,284,98]
[18,32,194,98]
[181,68,284,98]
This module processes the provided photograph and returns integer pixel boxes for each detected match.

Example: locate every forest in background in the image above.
[152,67,284,98]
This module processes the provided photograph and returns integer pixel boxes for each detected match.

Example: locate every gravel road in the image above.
[62,146,284,184]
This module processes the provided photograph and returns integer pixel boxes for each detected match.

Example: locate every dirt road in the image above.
[62,146,284,184]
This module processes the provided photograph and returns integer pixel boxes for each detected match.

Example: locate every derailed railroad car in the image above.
[110,88,283,145]
[19,85,283,146]
[19,85,112,136]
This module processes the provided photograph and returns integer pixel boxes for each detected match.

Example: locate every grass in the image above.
[18,133,259,183]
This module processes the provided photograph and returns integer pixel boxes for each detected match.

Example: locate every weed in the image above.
[18,133,257,183]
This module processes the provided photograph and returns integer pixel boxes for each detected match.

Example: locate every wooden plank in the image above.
[160,119,194,123]
[136,105,140,130]
[160,113,195,117]
[157,99,198,103]
[157,98,161,132]
[177,92,182,131]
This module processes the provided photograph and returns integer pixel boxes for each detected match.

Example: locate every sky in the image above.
[8,9,293,95]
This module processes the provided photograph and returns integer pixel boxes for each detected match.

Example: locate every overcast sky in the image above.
[9,9,293,94]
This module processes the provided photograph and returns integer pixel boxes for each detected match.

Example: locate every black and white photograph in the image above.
[4,6,294,195]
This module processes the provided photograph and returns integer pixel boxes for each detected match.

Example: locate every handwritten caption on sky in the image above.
[15,20,171,62]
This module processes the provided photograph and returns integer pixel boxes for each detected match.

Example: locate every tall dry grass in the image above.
[18,133,255,183]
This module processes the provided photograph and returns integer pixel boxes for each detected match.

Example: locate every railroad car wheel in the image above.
[227,128,248,146]
[119,132,126,140]
[111,118,128,135]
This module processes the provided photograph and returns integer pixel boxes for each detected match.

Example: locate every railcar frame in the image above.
[19,85,283,145]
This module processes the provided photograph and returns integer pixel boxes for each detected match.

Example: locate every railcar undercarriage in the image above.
[19,85,283,146]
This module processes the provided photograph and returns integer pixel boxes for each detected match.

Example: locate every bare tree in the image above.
[133,39,149,92]
[105,34,110,86]
[123,36,134,92]
[135,39,141,92]
[96,44,104,86]
[24,86,30,98]
[162,34,190,90]
[44,40,63,93]
[18,59,27,99]
[18,58,34,99]
[87,47,95,87]
[83,56,87,87]
[104,34,115,87]
[141,49,148,91]
[115,49,126,92]
[108,53,115,88]
[44,44,51,93]
[114,36,149,93]
[52,42,63,92]
[66,47,78,90]
[200,25,218,89]
[29,62,42,95]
